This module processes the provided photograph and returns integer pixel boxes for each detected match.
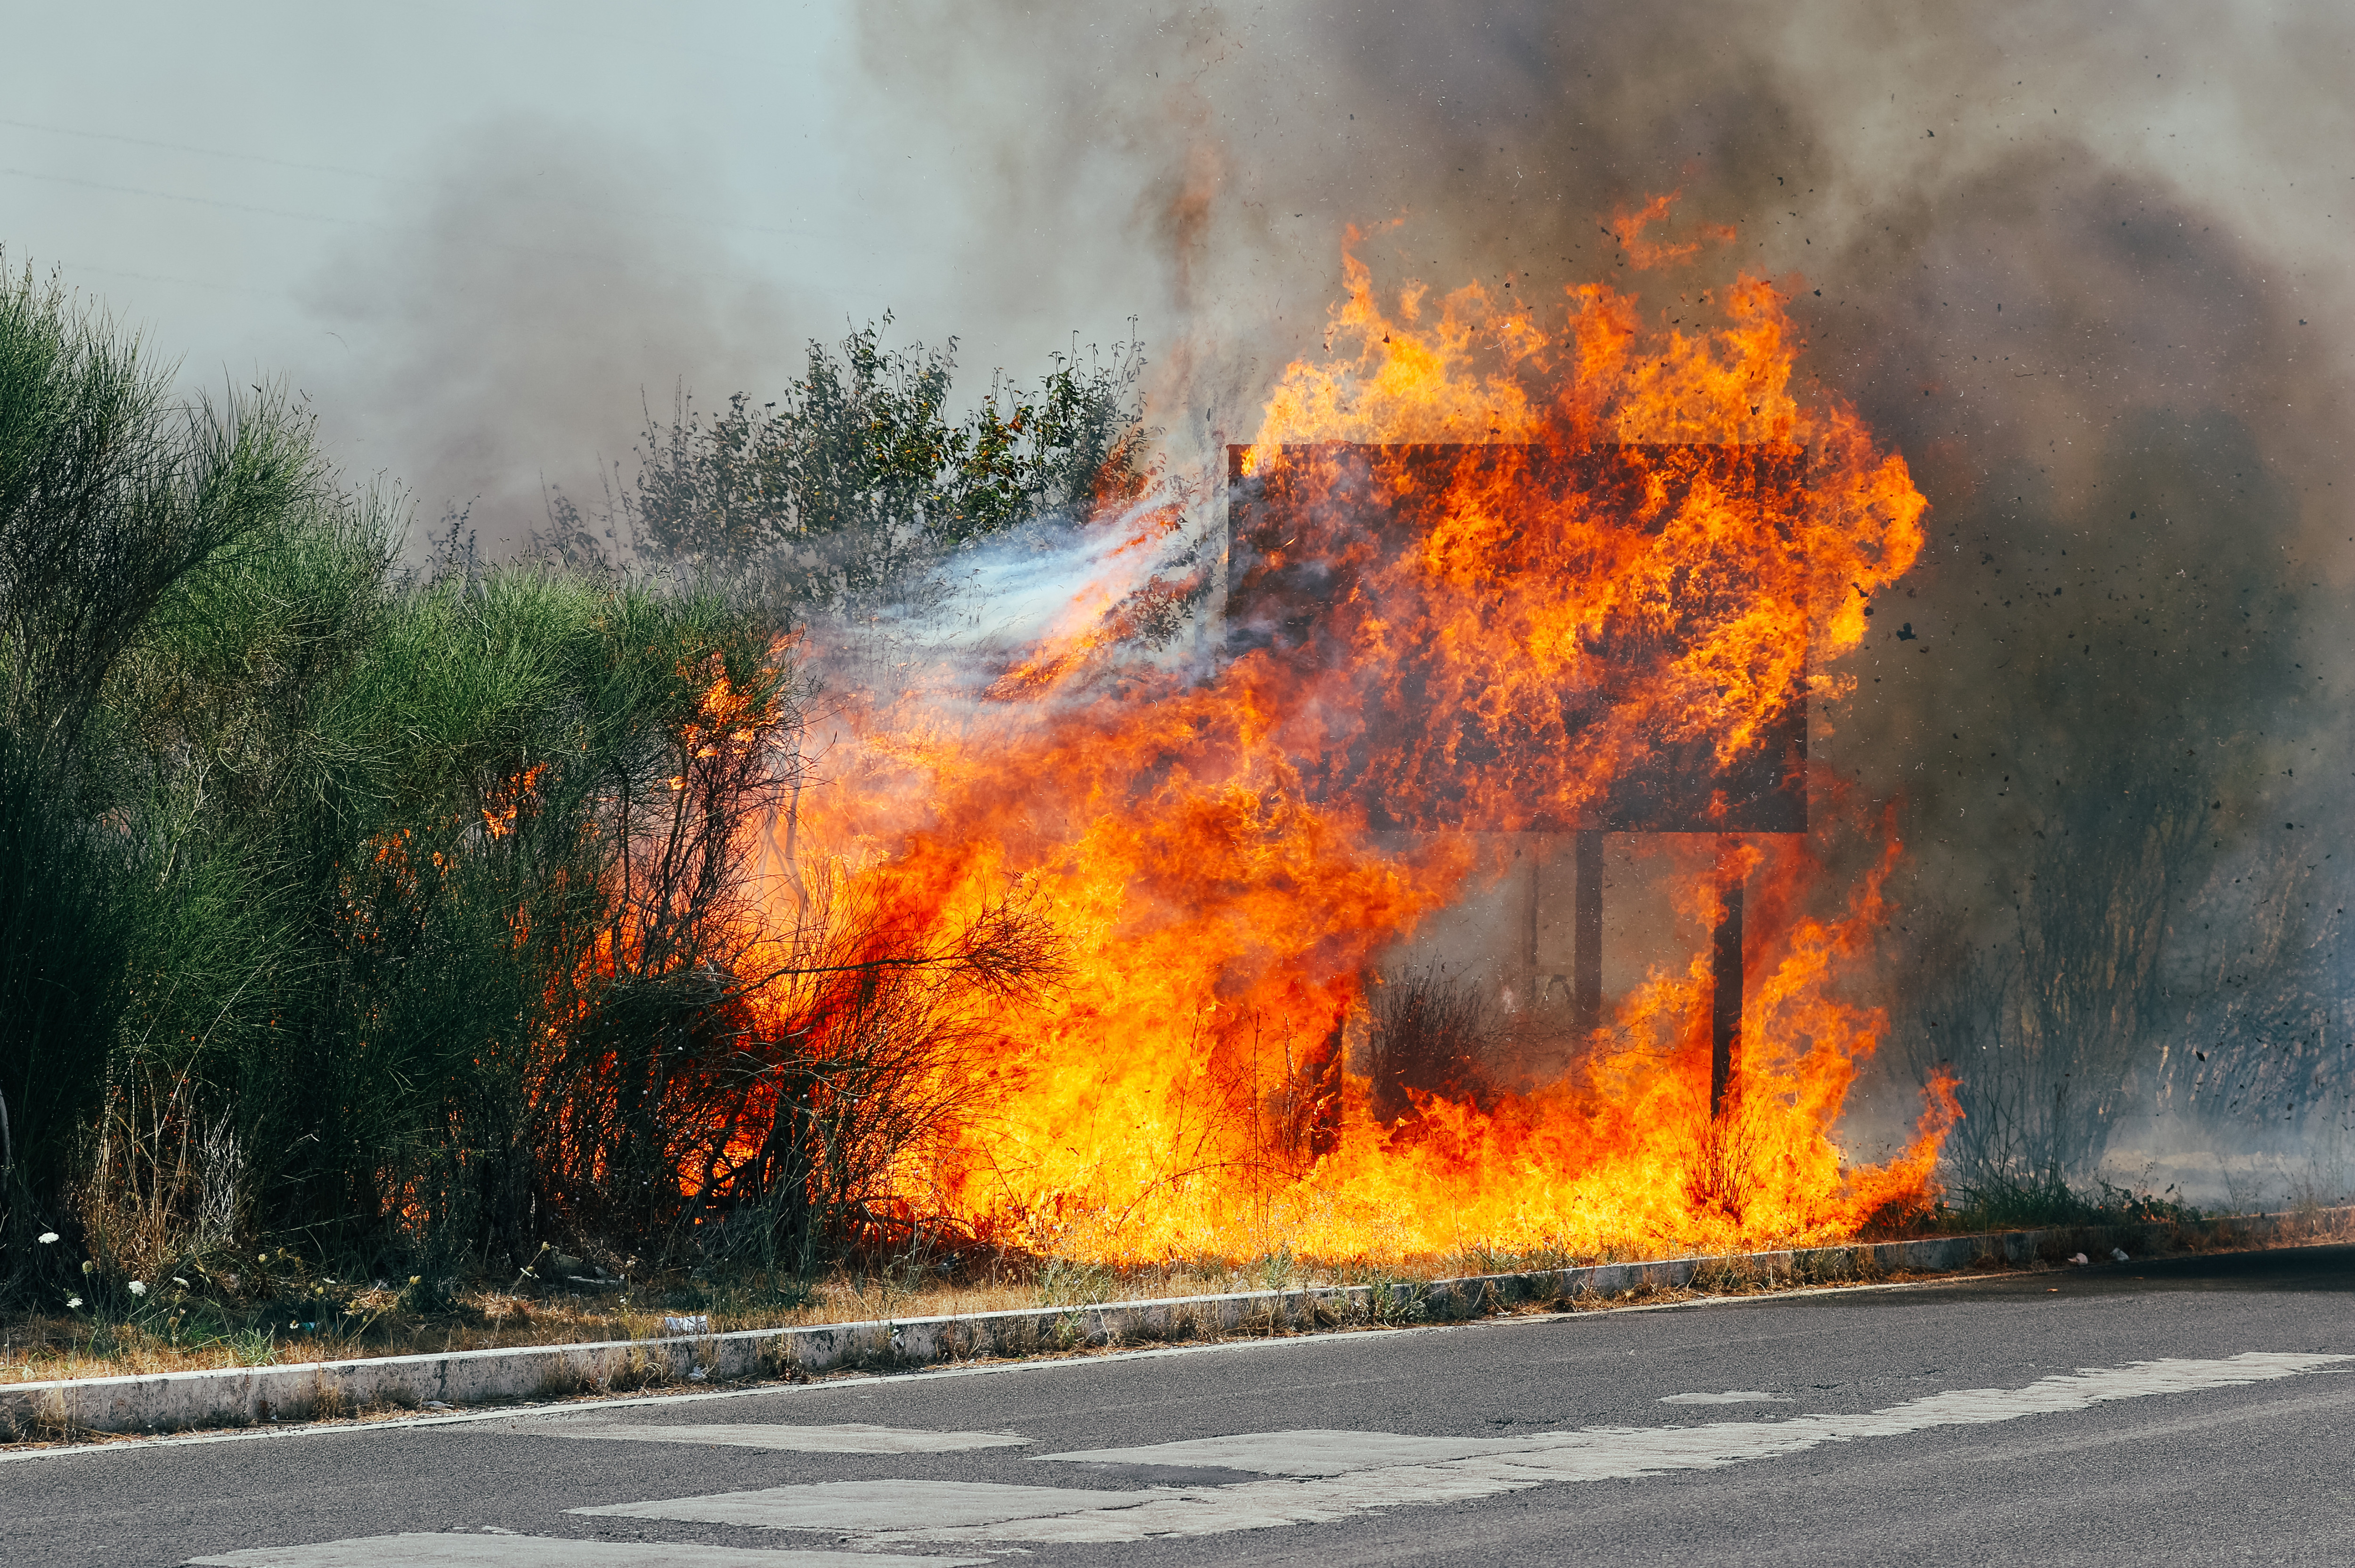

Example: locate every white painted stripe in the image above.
[526,1422,1029,1453]
[1035,1429,1592,1476]
[187,1534,986,1567]
[576,1479,1164,1532]
[801,1352,2339,1544]
[1658,1391,1792,1404]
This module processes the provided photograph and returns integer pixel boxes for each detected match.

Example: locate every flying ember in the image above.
[780,210,1957,1267]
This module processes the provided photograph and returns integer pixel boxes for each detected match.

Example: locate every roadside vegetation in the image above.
[0,264,1144,1363]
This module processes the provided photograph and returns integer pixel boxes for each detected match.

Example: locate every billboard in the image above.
[1225,442,1808,835]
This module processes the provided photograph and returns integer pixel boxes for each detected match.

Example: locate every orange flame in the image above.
[784,215,1942,1265]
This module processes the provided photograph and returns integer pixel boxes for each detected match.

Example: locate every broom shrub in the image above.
[2,263,1052,1309]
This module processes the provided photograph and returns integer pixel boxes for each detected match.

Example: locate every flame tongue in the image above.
[790,244,1942,1265]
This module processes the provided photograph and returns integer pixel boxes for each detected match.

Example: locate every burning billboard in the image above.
[797,261,1951,1264]
[1227,439,1813,1106]
[1226,440,1810,834]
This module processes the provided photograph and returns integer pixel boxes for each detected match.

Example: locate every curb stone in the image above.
[6,1205,2345,1440]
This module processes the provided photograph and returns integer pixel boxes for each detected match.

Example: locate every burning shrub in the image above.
[0,296,822,1306]
[670,865,1063,1273]
[1366,967,1496,1125]
[0,266,1111,1304]
[302,571,806,1275]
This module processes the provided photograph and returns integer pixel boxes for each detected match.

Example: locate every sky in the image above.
[7,2,2349,557]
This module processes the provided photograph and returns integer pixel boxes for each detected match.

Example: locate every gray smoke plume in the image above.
[294,119,804,560]
[856,0,2355,1197]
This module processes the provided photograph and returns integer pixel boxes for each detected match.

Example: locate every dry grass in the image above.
[0,1258,1299,1387]
[9,1206,2348,1391]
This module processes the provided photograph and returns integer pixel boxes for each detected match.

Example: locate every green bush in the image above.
[2,266,1078,1310]
[0,260,797,1295]
[0,260,319,1295]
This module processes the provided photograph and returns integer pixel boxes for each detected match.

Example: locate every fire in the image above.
[783,210,1949,1266]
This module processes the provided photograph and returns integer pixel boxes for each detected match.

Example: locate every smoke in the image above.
[293,118,804,559]
[855,0,2355,1189]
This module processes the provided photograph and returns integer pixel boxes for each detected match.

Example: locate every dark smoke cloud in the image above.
[294,119,804,558]
[860,0,2355,1176]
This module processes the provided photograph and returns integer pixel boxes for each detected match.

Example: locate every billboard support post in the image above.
[1574,829,1604,1036]
[1709,837,1745,1121]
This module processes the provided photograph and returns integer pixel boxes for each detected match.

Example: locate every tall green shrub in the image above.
[0,261,319,1292]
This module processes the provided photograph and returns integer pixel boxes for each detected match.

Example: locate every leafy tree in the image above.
[555,320,1149,615]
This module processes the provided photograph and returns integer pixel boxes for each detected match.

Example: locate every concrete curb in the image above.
[7,1205,2346,1440]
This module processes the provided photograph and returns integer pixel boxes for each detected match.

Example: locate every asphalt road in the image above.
[6,1244,2352,1567]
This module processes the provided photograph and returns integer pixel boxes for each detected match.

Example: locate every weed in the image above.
[30,1389,75,1442]
[755,1337,806,1384]
[1037,1259,1115,1308]
[1944,1175,2200,1231]
[604,1345,669,1393]
[1367,1280,1428,1325]
[306,1378,348,1422]
[534,1361,587,1400]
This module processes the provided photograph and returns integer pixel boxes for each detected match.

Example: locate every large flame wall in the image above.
[788,230,1954,1266]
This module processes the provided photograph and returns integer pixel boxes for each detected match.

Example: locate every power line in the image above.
[0,113,416,185]
[0,165,888,295]
[0,115,839,244]
[1,165,376,229]
[34,258,284,300]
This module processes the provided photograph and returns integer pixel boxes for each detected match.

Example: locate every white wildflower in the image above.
[128,1280,148,1296]
[37,1232,58,1244]
[65,1296,83,1309]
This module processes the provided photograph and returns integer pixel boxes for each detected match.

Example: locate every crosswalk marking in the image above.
[1658,1390,1793,1404]
[572,1353,2348,1547]
[187,1534,987,1567]
[526,1422,1030,1453]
